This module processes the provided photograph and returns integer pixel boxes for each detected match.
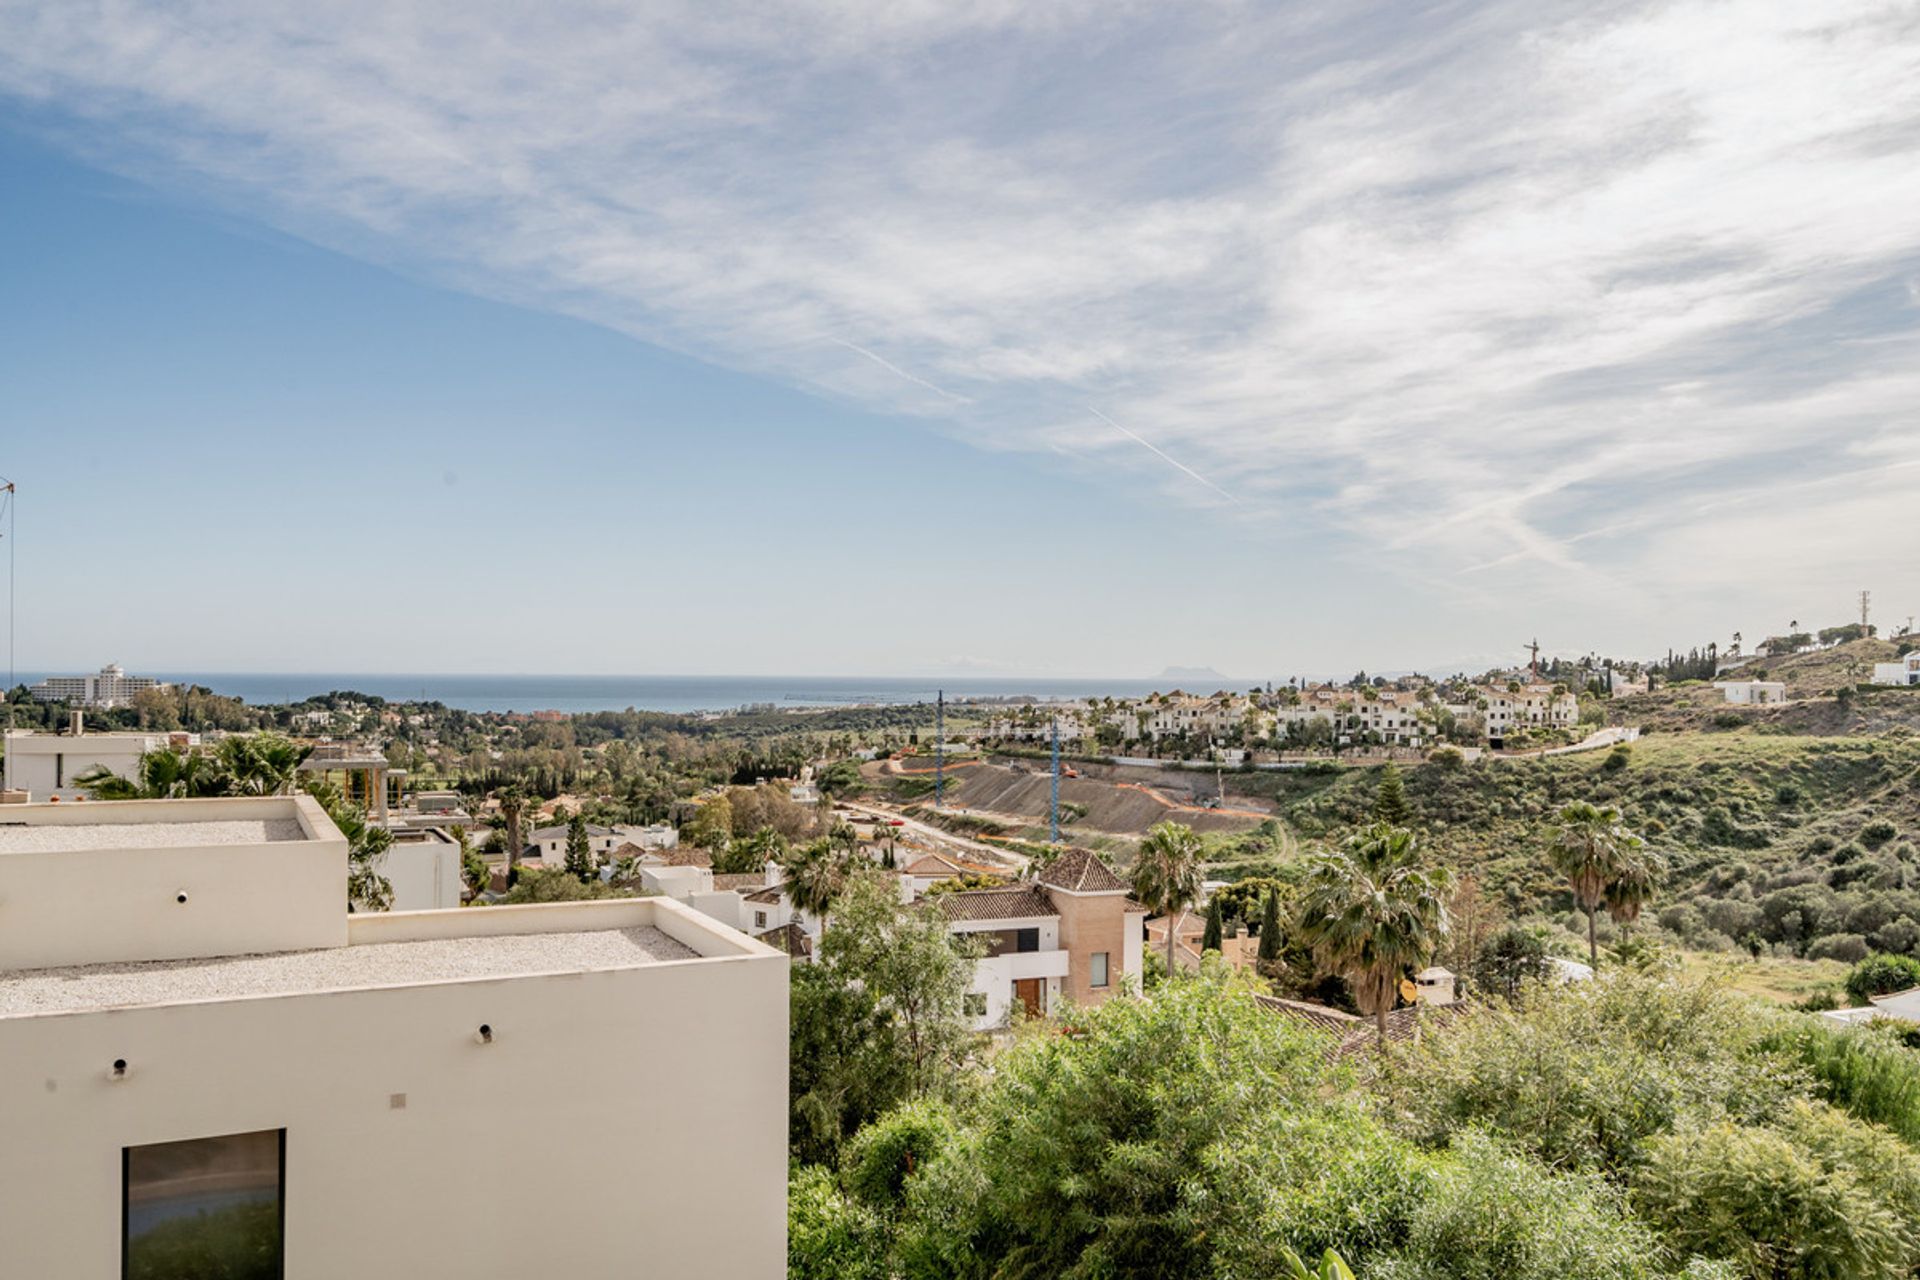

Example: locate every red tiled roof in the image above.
[1036,847,1129,893]
[933,884,1059,923]
[744,882,787,904]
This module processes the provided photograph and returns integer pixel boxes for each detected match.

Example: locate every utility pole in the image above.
[1860,590,1872,632]
[1049,714,1061,844]
[934,689,945,810]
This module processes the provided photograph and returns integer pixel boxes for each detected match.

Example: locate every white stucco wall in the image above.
[377,832,462,912]
[0,796,348,969]
[0,900,788,1279]
[1,733,153,797]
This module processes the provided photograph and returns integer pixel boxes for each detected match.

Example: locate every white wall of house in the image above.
[1,730,174,798]
[1872,655,1920,686]
[1714,680,1787,705]
[376,829,462,912]
[948,914,1063,1030]
[0,901,788,1279]
[0,796,347,969]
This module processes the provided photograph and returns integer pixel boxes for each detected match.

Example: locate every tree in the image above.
[452,825,489,901]
[495,785,530,878]
[719,825,787,875]
[1296,822,1450,1041]
[1373,763,1411,825]
[1202,896,1224,953]
[686,793,733,851]
[215,734,309,796]
[76,746,229,800]
[1471,925,1552,1001]
[1257,890,1283,967]
[790,872,979,1165]
[1549,801,1647,966]
[564,813,594,882]
[1133,821,1205,976]
[783,837,852,926]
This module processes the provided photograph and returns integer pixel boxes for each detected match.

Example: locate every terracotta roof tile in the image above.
[711,873,768,892]
[757,922,813,959]
[1036,847,1129,893]
[933,884,1059,923]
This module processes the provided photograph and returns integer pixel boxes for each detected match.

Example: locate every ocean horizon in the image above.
[19,673,1216,715]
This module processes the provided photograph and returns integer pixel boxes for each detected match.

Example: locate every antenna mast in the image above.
[934,689,945,810]
[1861,589,1872,631]
[1050,714,1061,844]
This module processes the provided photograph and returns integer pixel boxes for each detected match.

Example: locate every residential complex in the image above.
[28,662,171,708]
[988,679,1580,753]
[0,795,788,1278]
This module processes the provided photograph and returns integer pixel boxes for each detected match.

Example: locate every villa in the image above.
[0,796,787,1277]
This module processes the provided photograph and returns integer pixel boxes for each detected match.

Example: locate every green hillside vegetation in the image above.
[791,970,1920,1280]
[1221,733,1920,963]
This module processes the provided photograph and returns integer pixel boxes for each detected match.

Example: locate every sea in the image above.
[38,673,1194,716]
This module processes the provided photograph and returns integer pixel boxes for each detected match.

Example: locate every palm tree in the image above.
[1133,820,1204,976]
[495,785,530,878]
[216,734,310,795]
[781,837,849,929]
[75,746,230,800]
[1549,800,1645,965]
[1604,843,1665,935]
[1296,823,1450,1042]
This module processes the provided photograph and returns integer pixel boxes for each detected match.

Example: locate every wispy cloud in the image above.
[3,0,1918,629]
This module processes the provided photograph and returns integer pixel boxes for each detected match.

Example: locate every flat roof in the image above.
[0,818,306,854]
[0,925,699,1017]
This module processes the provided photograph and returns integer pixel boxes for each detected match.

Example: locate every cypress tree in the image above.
[564,813,594,883]
[1257,890,1282,965]
[1201,896,1223,953]
[1374,763,1411,825]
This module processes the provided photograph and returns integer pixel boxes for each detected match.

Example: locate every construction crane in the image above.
[1049,715,1061,844]
[1524,638,1541,681]
[0,477,13,697]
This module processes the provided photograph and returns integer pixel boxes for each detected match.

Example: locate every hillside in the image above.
[1226,731,1920,961]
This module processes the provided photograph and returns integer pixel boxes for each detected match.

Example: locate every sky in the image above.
[1,0,1917,680]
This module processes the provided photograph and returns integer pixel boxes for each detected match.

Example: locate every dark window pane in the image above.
[125,1129,283,1280]
[1016,928,1039,953]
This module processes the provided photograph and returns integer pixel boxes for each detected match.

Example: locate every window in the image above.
[1015,927,1040,953]
[754,911,768,929]
[125,1128,284,1280]
[964,992,987,1017]
[1090,951,1111,989]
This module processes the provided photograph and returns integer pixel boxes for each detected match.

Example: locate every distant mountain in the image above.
[1155,666,1233,685]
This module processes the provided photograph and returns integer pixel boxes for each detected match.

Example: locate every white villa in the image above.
[1714,680,1788,706]
[1873,653,1920,686]
[0,796,788,1278]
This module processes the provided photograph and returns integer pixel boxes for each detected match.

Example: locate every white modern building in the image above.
[2,725,196,800]
[0,796,788,1278]
[1713,680,1788,706]
[28,663,171,708]
[375,826,464,912]
[1873,654,1920,686]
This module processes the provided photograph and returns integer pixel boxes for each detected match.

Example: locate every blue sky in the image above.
[1,2,1917,679]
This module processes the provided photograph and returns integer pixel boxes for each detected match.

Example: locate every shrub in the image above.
[789,1165,889,1280]
[1847,953,1920,1005]
[1763,1020,1920,1144]
[1808,933,1870,964]
[1633,1102,1920,1280]
[1863,820,1899,849]
[1602,745,1631,773]
[1427,746,1465,771]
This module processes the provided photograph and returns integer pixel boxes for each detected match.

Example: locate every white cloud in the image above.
[3,0,1919,635]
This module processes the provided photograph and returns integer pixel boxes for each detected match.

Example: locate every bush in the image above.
[1808,933,1870,964]
[1763,1020,1920,1144]
[1847,953,1920,1005]
[1602,745,1631,773]
[1863,820,1899,849]
[1634,1102,1920,1280]
[789,1165,889,1280]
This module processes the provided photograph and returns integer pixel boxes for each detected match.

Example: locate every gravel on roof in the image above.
[0,926,699,1017]
[0,818,306,853]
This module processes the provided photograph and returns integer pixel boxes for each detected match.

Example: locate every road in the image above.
[839,798,1032,872]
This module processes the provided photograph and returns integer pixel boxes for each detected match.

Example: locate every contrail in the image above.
[831,338,973,405]
[1087,406,1238,504]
